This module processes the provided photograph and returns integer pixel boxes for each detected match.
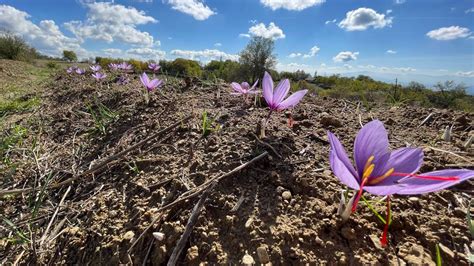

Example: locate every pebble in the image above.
[438,243,455,259]
[341,227,356,240]
[256,246,270,264]
[276,186,285,194]
[282,191,292,200]
[186,245,199,261]
[369,234,384,250]
[152,232,165,241]
[408,197,419,203]
[123,231,135,241]
[242,252,255,265]
[245,217,254,228]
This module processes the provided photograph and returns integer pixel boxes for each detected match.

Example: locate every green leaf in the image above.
[435,244,442,266]
[362,195,386,224]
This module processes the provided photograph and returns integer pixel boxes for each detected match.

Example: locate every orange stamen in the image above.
[369,168,395,185]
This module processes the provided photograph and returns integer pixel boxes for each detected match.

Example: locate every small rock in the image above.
[123,231,135,241]
[408,197,419,203]
[341,227,356,240]
[369,234,384,250]
[276,186,285,194]
[242,252,255,265]
[152,232,165,241]
[186,245,199,261]
[245,217,254,228]
[320,115,342,128]
[256,246,270,264]
[282,191,292,200]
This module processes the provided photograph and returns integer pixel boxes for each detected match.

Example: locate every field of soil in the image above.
[0,59,473,265]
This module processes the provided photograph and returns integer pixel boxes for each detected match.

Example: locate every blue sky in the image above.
[1,0,473,87]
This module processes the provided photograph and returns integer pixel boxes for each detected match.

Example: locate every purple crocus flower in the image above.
[262,71,307,111]
[119,62,133,71]
[231,80,259,95]
[140,72,163,92]
[92,72,107,81]
[67,66,76,74]
[90,65,101,72]
[328,120,473,210]
[148,63,161,72]
[109,63,119,71]
[75,68,85,75]
[117,75,130,85]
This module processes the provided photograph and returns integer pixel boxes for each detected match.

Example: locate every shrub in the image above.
[0,32,38,61]
[46,61,58,69]
[169,58,202,77]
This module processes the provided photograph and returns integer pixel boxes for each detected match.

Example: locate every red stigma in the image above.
[392,172,459,182]
[380,196,391,247]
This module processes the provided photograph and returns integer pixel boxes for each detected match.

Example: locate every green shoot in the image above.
[126,161,140,175]
[362,195,391,225]
[201,111,220,137]
[2,217,30,244]
[435,244,442,266]
[86,101,118,135]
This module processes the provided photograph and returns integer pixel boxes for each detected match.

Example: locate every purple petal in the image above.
[250,79,259,90]
[328,131,360,189]
[241,82,250,91]
[262,72,274,107]
[353,120,389,177]
[364,184,404,196]
[231,82,244,93]
[396,169,474,195]
[272,79,290,105]
[374,148,424,186]
[148,79,160,88]
[140,73,149,87]
[276,89,307,111]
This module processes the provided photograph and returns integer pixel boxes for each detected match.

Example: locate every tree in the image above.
[63,50,77,62]
[0,31,38,61]
[239,36,276,83]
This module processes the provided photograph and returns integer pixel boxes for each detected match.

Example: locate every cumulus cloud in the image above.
[103,48,123,55]
[393,67,416,72]
[214,42,222,47]
[288,53,302,58]
[246,22,285,40]
[386,49,397,54]
[0,5,87,57]
[339,8,392,31]
[333,51,359,62]
[64,2,157,46]
[260,0,325,11]
[167,0,215,20]
[171,49,239,61]
[127,47,166,59]
[325,19,336,25]
[426,26,472,41]
[303,45,320,58]
[455,71,474,77]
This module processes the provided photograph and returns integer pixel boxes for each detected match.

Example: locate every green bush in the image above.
[168,58,202,77]
[46,61,58,69]
[63,50,77,62]
[0,32,38,61]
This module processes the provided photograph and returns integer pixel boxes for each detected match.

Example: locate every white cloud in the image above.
[393,67,416,72]
[325,19,336,25]
[466,8,474,14]
[455,71,474,77]
[64,2,157,46]
[0,5,87,58]
[288,53,302,58]
[167,0,215,20]
[260,0,325,11]
[214,42,222,47]
[339,8,393,31]
[171,49,239,61]
[247,22,285,40]
[386,9,392,14]
[386,49,397,54]
[333,51,359,62]
[303,45,320,58]
[249,19,258,24]
[426,26,472,41]
[126,47,166,59]
[395,0,406,4]
[239,33,251,38]
[103,48,122,55]
[343,64,353,69]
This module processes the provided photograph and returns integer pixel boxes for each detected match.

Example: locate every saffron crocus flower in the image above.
[75,68,85,75]
[328,120,473,209]
[119,62,133,71]
[90,65,101,72]
[92,72,107,81]
[148,63,160,72]
[109,63,119,71]
[140,72,163,92]
[231,80,259,95]
[262,71,307,111]
[117,75,130,85]
[66,66,76,74]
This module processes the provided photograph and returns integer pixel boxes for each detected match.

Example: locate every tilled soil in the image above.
[1,68,473,265]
